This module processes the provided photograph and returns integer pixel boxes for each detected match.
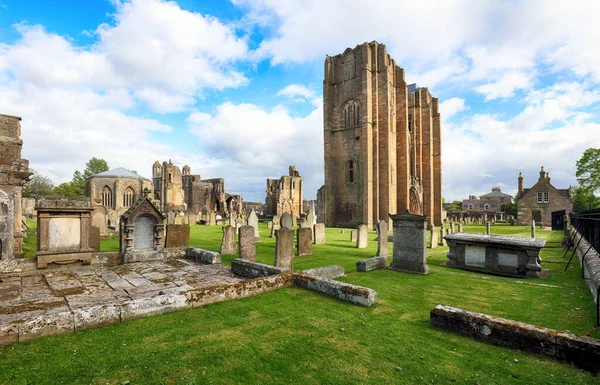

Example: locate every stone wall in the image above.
[517,169,572,226]
[265,166,303,217]
[570,228,600,305]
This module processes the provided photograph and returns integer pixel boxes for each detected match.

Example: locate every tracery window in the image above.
[102,186,113,208]
[123,187,135,208]
[343,101,361,129]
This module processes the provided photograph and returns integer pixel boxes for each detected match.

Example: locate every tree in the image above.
[575,148,600,211]
[53,158,109,197]
[22,170,55,198]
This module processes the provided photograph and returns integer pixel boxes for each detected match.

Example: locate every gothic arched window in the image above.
[345,160,355,184]
[102,186,113,208]
[343,101,360,129]
[123,187,135,208]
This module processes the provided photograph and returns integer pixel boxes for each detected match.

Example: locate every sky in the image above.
[1,0,600,203]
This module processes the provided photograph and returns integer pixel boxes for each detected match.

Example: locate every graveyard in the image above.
[0,221,597,384]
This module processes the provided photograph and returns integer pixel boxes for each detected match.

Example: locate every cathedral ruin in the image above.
[322,41,442,229]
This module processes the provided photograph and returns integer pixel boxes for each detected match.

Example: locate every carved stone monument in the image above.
[275,226,294,269]
[220,225,236,255]
[389,211,428,274]
[297,227,312,256]
[36,198,94,269]
[119,196,166,263]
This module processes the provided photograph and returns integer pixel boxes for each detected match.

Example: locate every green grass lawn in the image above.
[4,223,598,384]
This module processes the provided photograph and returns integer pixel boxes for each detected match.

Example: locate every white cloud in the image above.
[277,84,316,102]
[475,71,536,101]
[439,98,467,121]
[188,102,324,200]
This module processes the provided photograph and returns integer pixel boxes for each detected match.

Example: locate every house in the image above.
[516,167,573,226]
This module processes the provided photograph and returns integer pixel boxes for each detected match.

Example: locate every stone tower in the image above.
[265,166,303,218]
[323,42,442,229]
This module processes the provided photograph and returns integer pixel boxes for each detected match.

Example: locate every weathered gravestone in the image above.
[208,212,217,226]
[291,215,297,228]
[238,225,256,262]
[531,219,536,238]
[167,211,176,225]
[486,222,491,235]
[449,221,454,234]
[297,227,312,256]
[235,218,244,230]
[389,211,428,274]
[165,224,190,248]
[275,226,294,269]
[220,225,236,255]
[356,224,368,249]
[305,210,315,228]
[247,209,261,241]
[458,223,463,233]
[89,226,101,252]
[313,223,326,245]
[350,230,357,243]
[439,226,447,246]
[429,226,438,249]
[228,214,236,227]
[281,212,293,229]
[376,220,388,257]
[267,221,273,229]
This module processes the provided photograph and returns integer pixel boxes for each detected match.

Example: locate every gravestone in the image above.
[165,224,190,248]
[167,211,176,225]
[305,210,315,228]
[389,211,428,274]
[281,212,293,229]
[275,226,294,269]
[531,220,536,238]
[292,215,297,228]
[351,230,357,243]
[238,225,256,262]
[449,221,454,234]
[429,226,438,249]
[458,223,463,233]
[247,209,261,241]
[439,226,447,246]
[220,225,236,255]
[356,225,368,249]
[273,215,281,229]
[208,212,217,226]
[313,223,326,245]
[89,226,100,252]
[376,220,388,257]
[267,221,273,229]
[235,218,244,230]
[229,214,236,227]
[297,227,312,256]
[486,222,491,235]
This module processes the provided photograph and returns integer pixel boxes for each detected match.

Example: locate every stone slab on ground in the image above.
[430,304,600,375]
[302,265,345,280]
[356,256,388,272]
[293,273,376,306]
[187,247,221,265]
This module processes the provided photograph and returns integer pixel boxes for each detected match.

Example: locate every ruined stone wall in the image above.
[324,42,442,228]
[21,197,36,219]
[0,114,30,259]
[264,170,303,217]
[152,160,185,214]
[517,176,572,226]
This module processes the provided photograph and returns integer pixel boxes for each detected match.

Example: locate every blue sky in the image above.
[1,0,599,203]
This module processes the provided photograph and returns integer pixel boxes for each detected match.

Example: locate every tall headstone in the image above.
[376,220,388,257]
[267,221,273,229]
[292,215,297,228]
[457,223,463,233]
[449,221,454,234]
[305,210,315,228]
[356,225,368,249]
[297,227,312,256]
[439,226,447,246]
[247,209,261,241]
[350,230,357,243]
[220,225,236,255]
[429,226,438,249]
[238,225,256,262]
[281,212,293,229]
[229,214,236,227]
[208,211,217,226]
[313,223,326,245]
[235,217,244,230]
[275,227,294,269]
[531,219,536,238]
[486,222,491,235]
[389,211,428,274]
[273,215,281,229]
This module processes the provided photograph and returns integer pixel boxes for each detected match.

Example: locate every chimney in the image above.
[546,173,550,183]
[539,166,546,182]
[518,172,524,195]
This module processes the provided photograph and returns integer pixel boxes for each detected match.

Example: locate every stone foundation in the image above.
[430,305,600,374]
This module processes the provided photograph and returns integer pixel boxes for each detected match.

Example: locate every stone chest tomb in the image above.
[443,233,547,278]
[120,195,166,263]
[35,197,94,268]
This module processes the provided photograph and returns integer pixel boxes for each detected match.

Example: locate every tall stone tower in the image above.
[323,41,442,229]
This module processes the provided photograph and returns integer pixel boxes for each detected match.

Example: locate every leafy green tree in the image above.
[22,170,54,198]
[53,158,110,197]
[574,148,600,211]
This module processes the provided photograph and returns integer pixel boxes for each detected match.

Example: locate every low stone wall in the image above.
[0,273,295,346]
[302,265,345,280]
[293,273,376,307]
[430,305,600,374]
[231,258,288,278]
[186,248,221,265]
[571,229,600,304]
[356,256,388,272]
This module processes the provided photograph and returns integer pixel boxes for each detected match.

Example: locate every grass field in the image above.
[4,222,598,384]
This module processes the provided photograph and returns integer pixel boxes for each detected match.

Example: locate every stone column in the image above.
[125,224,134,251]
[389,211,428,274]
[429,226,437,249]
[531,220,536,238]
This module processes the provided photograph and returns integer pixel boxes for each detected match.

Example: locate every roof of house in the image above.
[480,190,513,199]
[518,188,570,199]
[92,167,149,180]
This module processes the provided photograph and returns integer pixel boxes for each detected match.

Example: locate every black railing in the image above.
[565,209,600,325]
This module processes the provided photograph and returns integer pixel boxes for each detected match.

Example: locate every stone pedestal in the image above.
[35,198,94,269]
[389,211,428,274]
